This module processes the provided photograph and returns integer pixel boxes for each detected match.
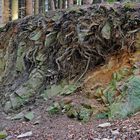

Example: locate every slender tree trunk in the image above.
[77,0,82,5]
[41,0,46,14]
[34,0,39,14]
[67,0,74,7]
[62,0,66,9]
[0,0,3,24]
[25,0,33,16]
[58,0,63,9]
[45,0,49,11]
[18,0,25,19]
[49,0,55,10]
[58,0,66,9]
[12,0,19,20]
[2,0,10,23]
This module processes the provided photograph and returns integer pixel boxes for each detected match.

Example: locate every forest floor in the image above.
[1,89,140,140]
[0,51,140,140]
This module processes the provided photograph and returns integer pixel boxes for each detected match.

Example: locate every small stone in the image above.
[17,131,32,139]
[24,112,34,121]
[33,120,40,125]
[136,129,140,132]
[5,135,13,140]
[12,112,24,120]
[98,122,111,128]
[111,129,119,135]
[4,101,12,112]
[10,93,22,109]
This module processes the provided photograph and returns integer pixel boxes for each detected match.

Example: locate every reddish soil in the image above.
[82,51,133,101]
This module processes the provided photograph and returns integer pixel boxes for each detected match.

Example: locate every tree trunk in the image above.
[58,0,66,9]
[45,0,49,11]
[49,0,55,10]
[0,0,3,24]
[41,0,46,14]
[67,0,74,7]
[12,0,19,20]
[25,0,33,16]
[34,0,39,14]
[58,0,63,9]
[83,0,93,4]
[2,0,10,23]
[63,0,66,9]
[77,0,82,5]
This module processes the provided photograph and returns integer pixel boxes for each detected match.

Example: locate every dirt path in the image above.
[1,99,140,140]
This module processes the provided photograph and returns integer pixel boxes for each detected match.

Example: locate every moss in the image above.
[47,102,61,115]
